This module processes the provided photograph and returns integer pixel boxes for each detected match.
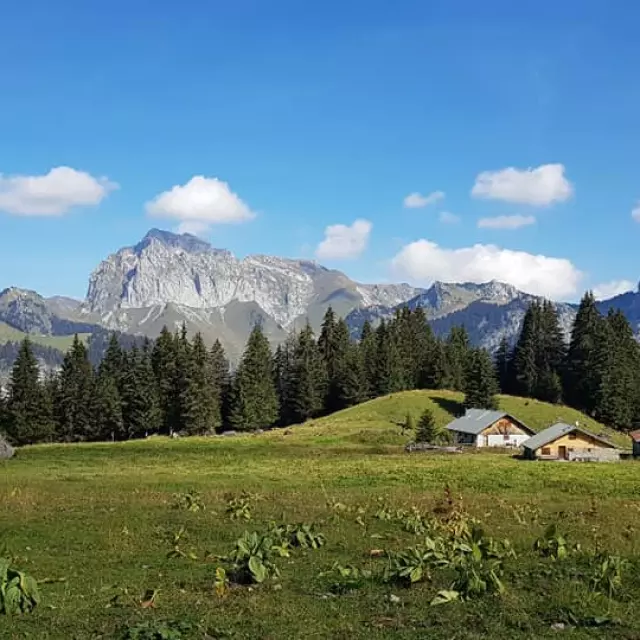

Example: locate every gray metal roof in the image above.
[445,409,532,436]
[522,423,616,451]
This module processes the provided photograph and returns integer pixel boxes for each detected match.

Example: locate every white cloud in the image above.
[403,190,445,209]
[439,211,460,224]
[315,219,372,260]
[391,239,582,299]
[477,214,536,230]
[471,163,573,206]
[0,166,118,216]
[631,201,640,222]
[592,280,635,300]
[146,176,255,233]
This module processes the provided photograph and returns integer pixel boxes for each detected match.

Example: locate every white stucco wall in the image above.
[476,433,530,448]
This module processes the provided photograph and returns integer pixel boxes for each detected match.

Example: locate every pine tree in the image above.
[273,338,295,426]
[58,335,94,441]
[151,326,178,435]
[90,370,124,441]
[359,320,378,399]
[283,323,327,423]
[535,301,566,403]
[100,333,124,382]
[422,339,449,390]
[512,303,539,397]
[494,335,512,394]
[444,326,470,391]
[181,333,220,435]
[464,348,499,410]
[210,339,230,429]
[120,346,162,439]
[229,324,279,430]
[324,318,353,412]
[595,309,638,429]
[415,408,440,443]
[5,338,54,445]
[373,320,404,396]
[564,292,604,413]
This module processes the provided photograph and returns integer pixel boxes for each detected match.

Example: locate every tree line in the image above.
[498,292,640,430]
[1,291,637,446]
[0,306,498,445]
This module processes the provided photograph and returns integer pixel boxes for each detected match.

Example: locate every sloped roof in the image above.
[446,409,534,436]
[629,429,640,443]
[522,423,617,451]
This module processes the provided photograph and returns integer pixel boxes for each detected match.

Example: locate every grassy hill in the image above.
[0,320,90,351]
[2,392,639,638]
[283,389,632,450]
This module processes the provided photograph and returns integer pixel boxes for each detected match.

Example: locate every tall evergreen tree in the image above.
[5,338,54,445]
[323,318,352,412]
[57,335,94,441]
[444,326,471,391]
[90,370,124,441]
[512,303,539,397]
[181,333,220,435]
[120,346,162,439]
[463,348,499,410]
[359,320,378,399]
[373,320,404,396]
[229,324,279,430]
[282,323,327,423]
[494,335,512,394]
[535,301,565,403]
[564,292,605,413]
[151,326,178,435]
[210,339,231,429]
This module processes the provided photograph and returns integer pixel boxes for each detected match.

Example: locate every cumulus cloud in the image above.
[391,239,582,299]
[0,166,118,216]
[403,190,445,209]
[439,211,460,224]
[631,201,640,222]
[471,163,573,206]
[146,176,255,233]
[477,214,536,230]
[592,280,635,300]
[315,219,372,260]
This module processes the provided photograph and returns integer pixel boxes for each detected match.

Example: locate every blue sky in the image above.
[0,0,639,301]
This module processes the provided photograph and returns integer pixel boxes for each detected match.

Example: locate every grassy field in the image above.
[0,321,91,351]
[1,391,639,639]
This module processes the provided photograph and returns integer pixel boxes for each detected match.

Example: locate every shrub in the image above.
[0,557,40,615]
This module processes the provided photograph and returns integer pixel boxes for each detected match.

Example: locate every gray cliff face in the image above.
[86,229,421,329]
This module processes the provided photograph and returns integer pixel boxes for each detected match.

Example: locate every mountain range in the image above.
[1,228,639,377]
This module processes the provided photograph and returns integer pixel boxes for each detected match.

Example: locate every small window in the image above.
[503,434,509,441]
[541,447,551,455]
[569,433,577,440]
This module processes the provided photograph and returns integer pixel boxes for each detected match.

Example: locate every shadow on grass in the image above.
[431,396,465,417]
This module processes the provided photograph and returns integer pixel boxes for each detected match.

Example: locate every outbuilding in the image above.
[446,409,535,448]
[522,423,620,462]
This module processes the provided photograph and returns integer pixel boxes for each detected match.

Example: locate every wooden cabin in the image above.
[446,409,535,448]
[522,423,620,462]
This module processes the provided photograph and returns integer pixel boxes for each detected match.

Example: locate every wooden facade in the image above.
[524,427,619,462]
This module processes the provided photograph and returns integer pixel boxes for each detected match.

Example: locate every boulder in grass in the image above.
[0,434,14,460]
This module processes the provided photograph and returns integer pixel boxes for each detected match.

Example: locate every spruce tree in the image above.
[464,348,499,410]
[373,320,404,396]
[181,333,220,435]
[90,370,124,441]
[5,338,54,445]
[512,303,539,397]
[359,320,378,399]
[494,335,512,394]
[283,323,327,423]
[564,292,604,413]
[210,339,230,429]
[273,338,295,426]
[58,335,94,441]
[151,326,178,435]
[535,301,566,403]
[415,408,440,443]
[120,346,162,439]
[324,318,353,412]
[229,324,279,430]
[445,326,471,391]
